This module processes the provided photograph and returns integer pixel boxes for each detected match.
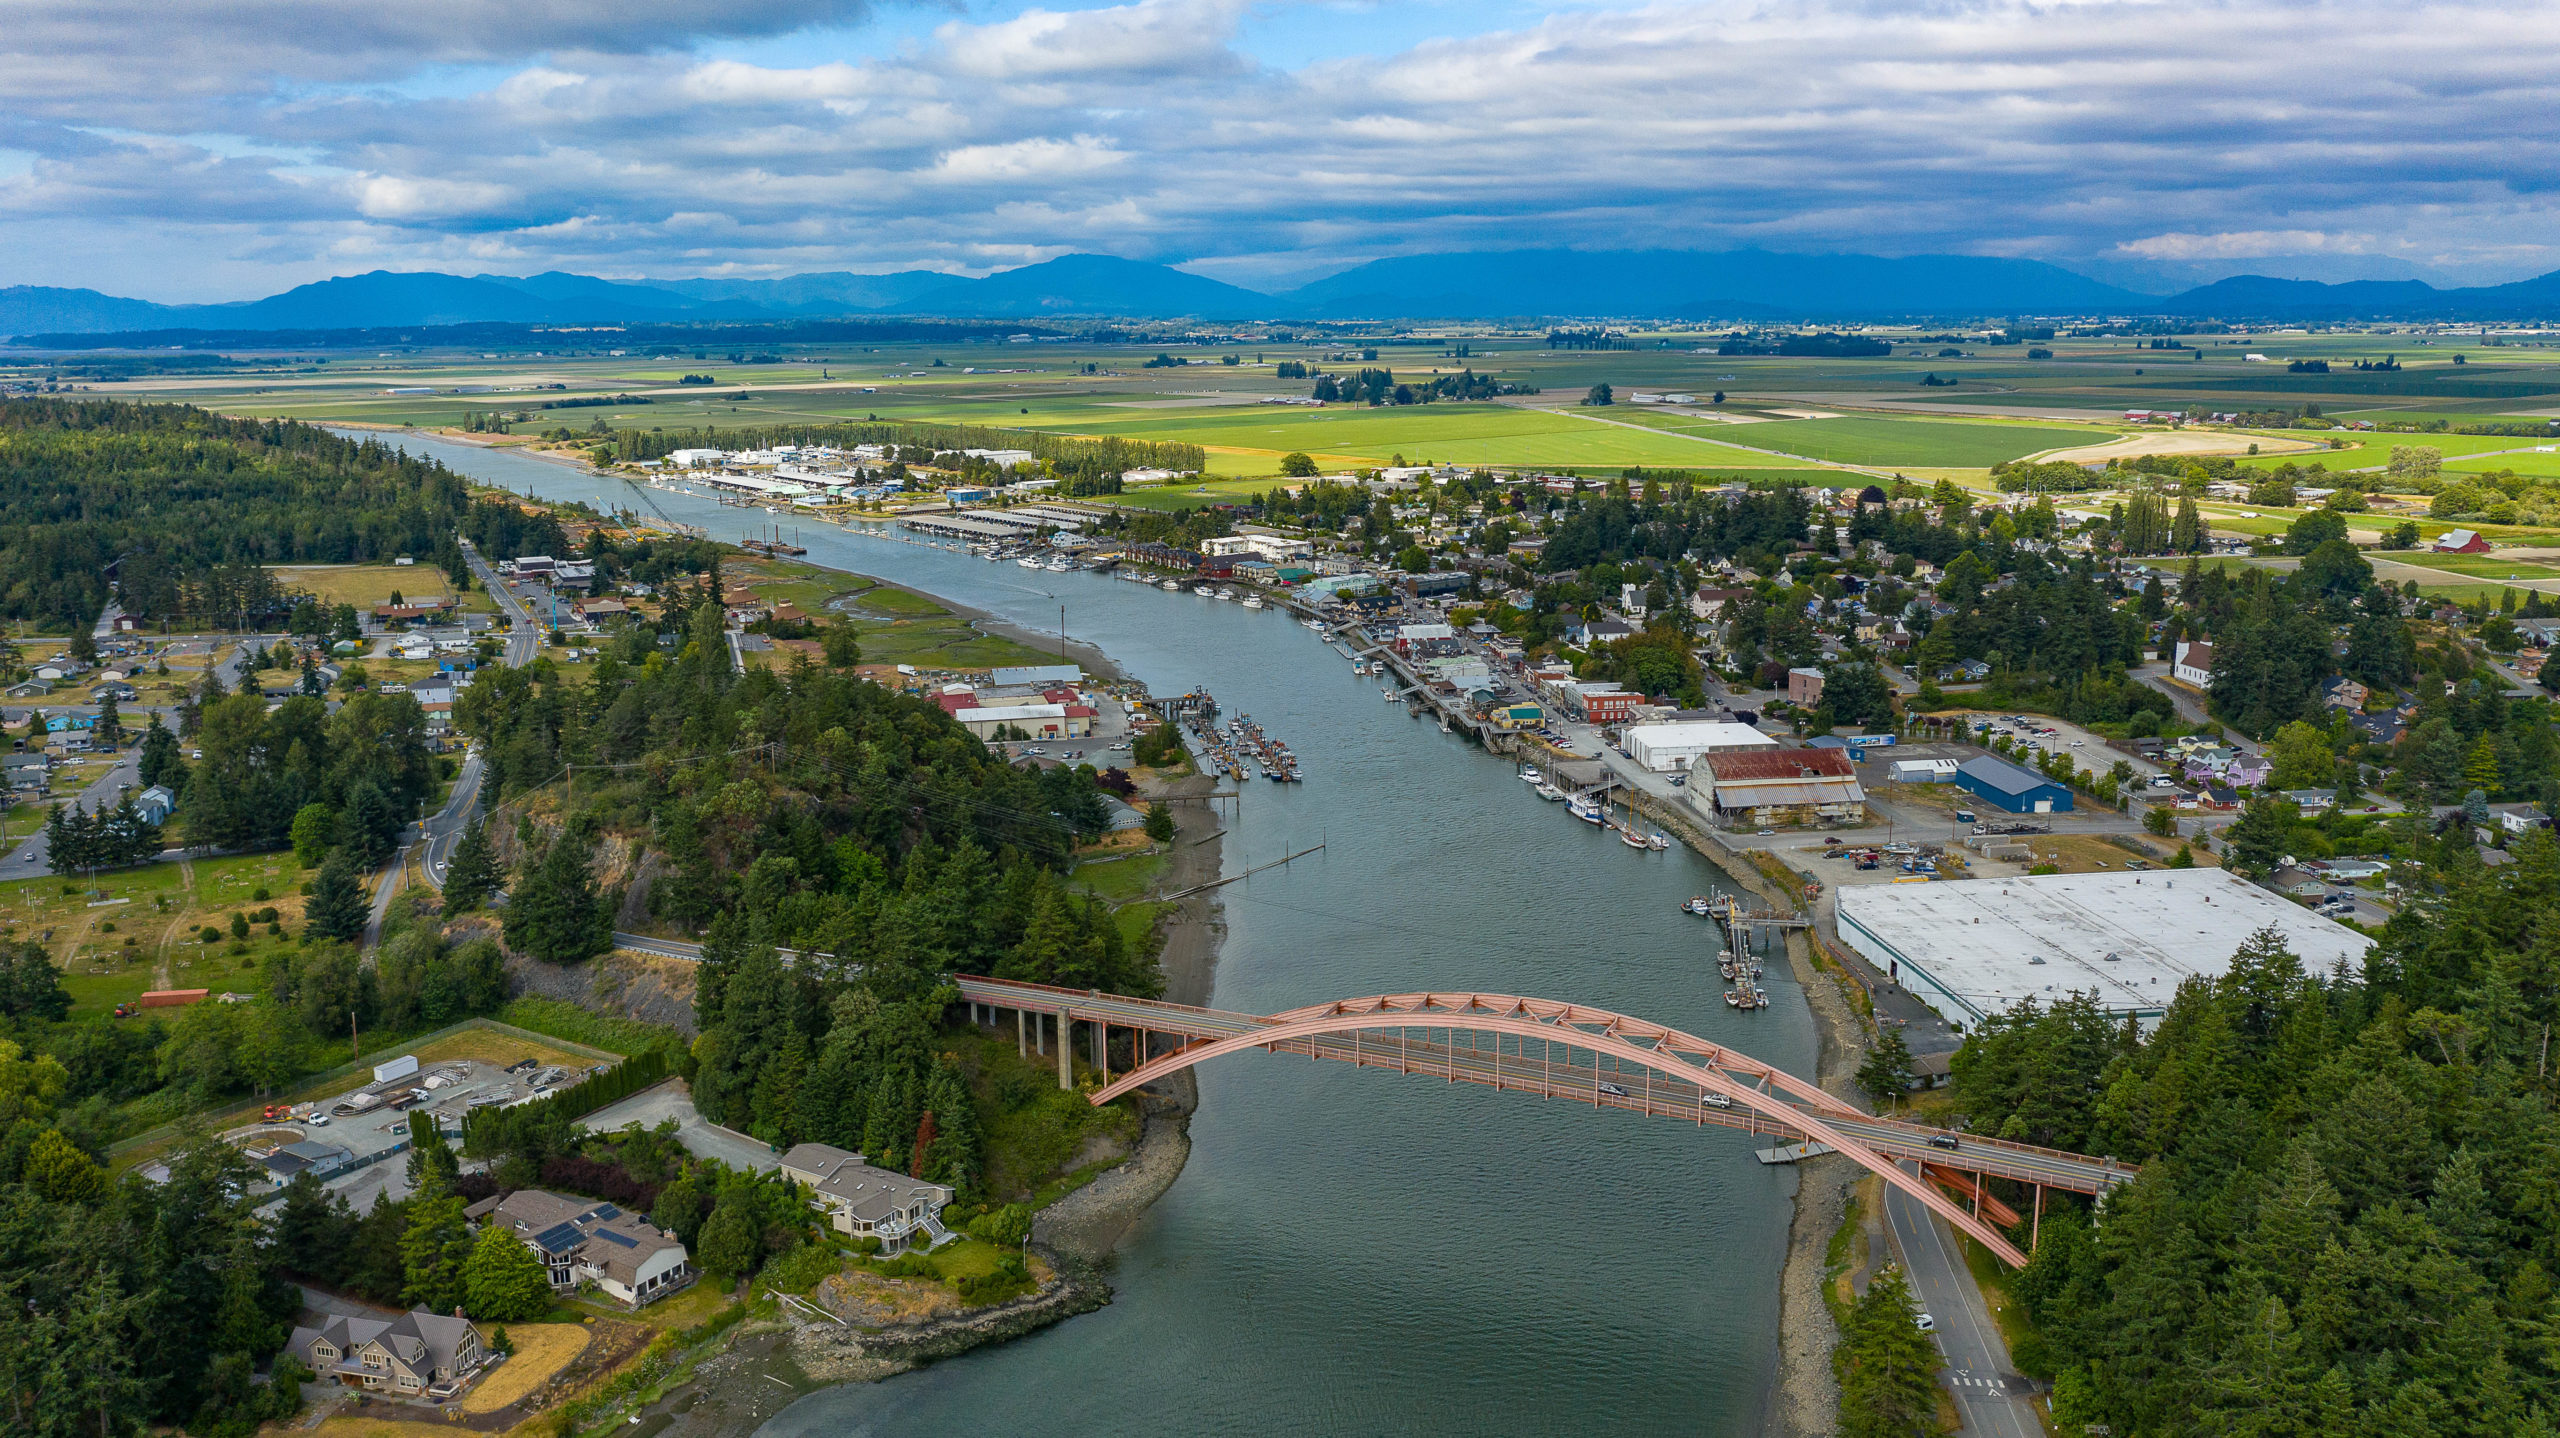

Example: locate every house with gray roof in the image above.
[474,1189,693,1307]
[288,1309,487,1400]
[778,1142,955,1253]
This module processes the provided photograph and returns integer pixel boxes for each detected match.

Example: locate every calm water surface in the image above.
[363,436,1819,1436]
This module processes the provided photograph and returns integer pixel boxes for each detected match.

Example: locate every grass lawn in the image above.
[2445,446,2560,478]
[459,1323,591,1413]
[1072,850,1164,904]
[839,583,947,618]
[847,616,1052,671]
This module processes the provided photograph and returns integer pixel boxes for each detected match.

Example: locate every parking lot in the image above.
[235,1055,599,1206]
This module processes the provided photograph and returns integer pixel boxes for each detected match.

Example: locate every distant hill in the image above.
[0,285,188,336]
[15,251,2560,339]
[1280,249,2149,319]
[882,254,1277,320]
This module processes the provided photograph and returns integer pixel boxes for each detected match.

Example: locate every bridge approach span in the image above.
[955,977,2139,1269]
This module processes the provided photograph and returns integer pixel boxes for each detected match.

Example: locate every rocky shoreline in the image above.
[633,652,1224,1438]
[1628,791,1866,1438]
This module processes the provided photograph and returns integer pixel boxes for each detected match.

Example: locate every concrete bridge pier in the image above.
[1093,1019,1108,1083]
[1056,1009,1073,1089]
[1016,1006,1027,1059]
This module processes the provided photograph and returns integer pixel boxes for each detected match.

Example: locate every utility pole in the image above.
[1060,604,1068,660]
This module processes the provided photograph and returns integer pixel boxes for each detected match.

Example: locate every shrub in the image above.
[252,887,271,902]
[760,1242,843,1294]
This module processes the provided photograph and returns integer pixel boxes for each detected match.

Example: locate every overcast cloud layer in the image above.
[5,0,2559,300]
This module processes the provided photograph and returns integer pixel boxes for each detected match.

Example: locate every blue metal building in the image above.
[1953,754,2074,813]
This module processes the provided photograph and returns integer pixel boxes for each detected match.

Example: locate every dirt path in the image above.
[149,853,199,989]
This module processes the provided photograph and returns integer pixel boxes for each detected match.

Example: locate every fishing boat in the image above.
[1569,796,1607,825]
[1241,595,1264,609]
[1162,579,1184,591]
[1682,896,1714,915]
[1218,586,1240,601]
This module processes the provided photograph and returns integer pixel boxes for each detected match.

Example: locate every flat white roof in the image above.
[1624,721,1777,751]
[1836,868,2370,1027]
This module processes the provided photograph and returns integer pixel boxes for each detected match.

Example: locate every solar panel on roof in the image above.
[593,1228,637,1247]
[532,1221,583,1254]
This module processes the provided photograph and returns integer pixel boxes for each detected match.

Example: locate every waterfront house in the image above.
[471,1190,693,1308]
[778,1143,955,1252]
[288,1310,487,1399]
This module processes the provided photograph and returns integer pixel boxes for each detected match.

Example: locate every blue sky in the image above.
[5,0,2560,301]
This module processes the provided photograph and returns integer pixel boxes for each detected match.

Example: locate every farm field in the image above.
[2445,446,2560,477]
[2370,552,2560,580]
[1045,401,1805,473]
[272,562,481,611]
[1630,413,2104,468]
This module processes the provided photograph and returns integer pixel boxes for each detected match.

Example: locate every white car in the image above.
[1597,1081,1630,1097]
[1915,1313,1935,1333]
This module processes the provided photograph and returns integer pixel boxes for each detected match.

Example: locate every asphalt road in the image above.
[8,727,155,878]
[1883,1166,2041,1438]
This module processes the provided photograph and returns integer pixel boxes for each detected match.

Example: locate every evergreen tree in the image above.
[1855,1026,1914,1108]
[920,1055,980,1195]
[304,848,370,943]
[1838,1266,1940,1437]
[461,1225,553,1321]
[502,828,613,963]
[137,712,183,790]
[695,1196,760,1284]
[400,1196,473,1313]
[441,816,498,915]
[93,688,121,749]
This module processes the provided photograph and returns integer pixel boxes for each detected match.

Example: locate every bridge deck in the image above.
[953,975,2132,1198]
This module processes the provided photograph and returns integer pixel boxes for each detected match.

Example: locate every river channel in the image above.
[359,433,1821,1435]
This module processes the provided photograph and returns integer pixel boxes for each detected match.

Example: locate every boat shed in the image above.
[1952,754,2074,813]
[1836,868,2371,1028]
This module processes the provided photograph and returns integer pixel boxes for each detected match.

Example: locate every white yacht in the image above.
[1241,595,1265,609]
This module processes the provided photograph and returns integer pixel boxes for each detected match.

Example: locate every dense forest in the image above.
[452,570,1153,1179]
[1952,842,2560,1435]
[0,399,569,630]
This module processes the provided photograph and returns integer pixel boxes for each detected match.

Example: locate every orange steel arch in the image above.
[1090,991,2029,1267]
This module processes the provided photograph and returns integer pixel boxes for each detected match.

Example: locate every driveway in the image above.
[583,1080,778,1173]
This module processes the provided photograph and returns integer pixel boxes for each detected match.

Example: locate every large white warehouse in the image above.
[1623,721,1778,772]
[1835,868,2371,1029]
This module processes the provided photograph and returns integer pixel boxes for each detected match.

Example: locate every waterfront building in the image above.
[1836,868,2371,1029]
[470,1190,693,1308]
[779,1143,955,1252]
[1622,721,1777,772]
[1692,748,1866,827]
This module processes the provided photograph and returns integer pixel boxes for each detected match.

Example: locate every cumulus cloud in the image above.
[12,0,2560,296]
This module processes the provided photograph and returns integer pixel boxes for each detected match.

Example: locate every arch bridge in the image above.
[953,976,2135,1269]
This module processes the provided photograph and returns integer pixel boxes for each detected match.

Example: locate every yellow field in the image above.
[461,1324,592,1413]
[272,564,476,611]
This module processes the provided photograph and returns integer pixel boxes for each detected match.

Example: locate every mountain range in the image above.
[9,250,2560,338]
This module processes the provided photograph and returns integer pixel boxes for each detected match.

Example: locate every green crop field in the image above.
[2446,446,2560,477]
[1046,402,1814,473]
[2369,552,2560,580]
[1688,416,2102,468]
